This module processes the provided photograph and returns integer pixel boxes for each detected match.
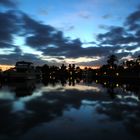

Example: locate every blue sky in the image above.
[0,0,140,67]
[17,0,140,42]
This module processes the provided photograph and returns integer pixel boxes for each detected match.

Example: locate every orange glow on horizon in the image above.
[0,64,100,71]
[0,65,14,71]
[79,65,100,69]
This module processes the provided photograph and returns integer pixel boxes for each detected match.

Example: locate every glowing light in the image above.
[104,82,107,85]
[116,73,119,76]
[116,84,119,87]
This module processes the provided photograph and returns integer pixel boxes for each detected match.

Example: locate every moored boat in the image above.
[3,61,38,80]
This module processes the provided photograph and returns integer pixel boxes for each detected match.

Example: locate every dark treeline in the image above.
[36,54,140,80]
[92,54,140,79]
[38,63,82,79]
[0,54,140,81]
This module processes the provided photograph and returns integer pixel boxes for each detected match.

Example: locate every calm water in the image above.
[0,79,140,140]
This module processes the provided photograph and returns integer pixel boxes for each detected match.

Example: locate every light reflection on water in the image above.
[0,79,140,140]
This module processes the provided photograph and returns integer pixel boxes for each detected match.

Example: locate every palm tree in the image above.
[107,55,118,69]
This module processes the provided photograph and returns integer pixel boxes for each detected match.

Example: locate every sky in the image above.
[0,0,140,69]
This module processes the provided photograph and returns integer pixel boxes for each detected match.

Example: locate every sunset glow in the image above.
[0,65,14,71]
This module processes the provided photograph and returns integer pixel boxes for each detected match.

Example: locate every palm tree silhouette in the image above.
[107,55,118,69]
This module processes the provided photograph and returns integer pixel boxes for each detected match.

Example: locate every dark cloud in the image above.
[0,10,21,44]
[66,25,75,31]
[95,9,140,61]
[125,45,138,51]
[78,11,91,19]
[98,24,109,30]
[95,8,140,61]
[22,14,65,47]
[125,9,140,30]
[22,14,55,35]
[97,26,139,46]
[22,15,84,57]
[21,16,125,59]
[97,26,126,44]
[0,52,46,65]
[0,0,17,7]
[42,43,127,59]
[0,10,135,66]
[134,50,140,57]
[39,9,48,16]
[59,23,75,32]
[102,14,112,19]
[41,38,83,57]
[0,42,17,48]
[125,9,140,48]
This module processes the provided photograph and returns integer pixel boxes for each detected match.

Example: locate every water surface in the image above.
[0,79,140,140]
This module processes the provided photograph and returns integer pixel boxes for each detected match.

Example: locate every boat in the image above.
[4,61,38,80]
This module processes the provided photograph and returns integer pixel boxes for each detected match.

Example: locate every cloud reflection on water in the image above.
[0,80,140,140]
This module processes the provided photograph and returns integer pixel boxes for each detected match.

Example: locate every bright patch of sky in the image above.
[14,36,42,56]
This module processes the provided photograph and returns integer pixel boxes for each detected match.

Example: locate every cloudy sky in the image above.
[0,0,140,68]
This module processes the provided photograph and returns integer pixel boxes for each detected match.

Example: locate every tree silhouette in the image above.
[125,60,135,69]
[107,55,118,69]
[136,55,140,66]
